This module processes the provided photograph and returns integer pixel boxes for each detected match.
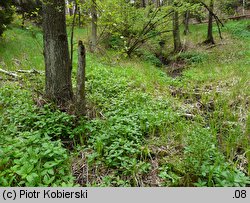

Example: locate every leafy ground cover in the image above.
[0,20,249,186]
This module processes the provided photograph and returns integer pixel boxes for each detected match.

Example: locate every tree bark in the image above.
[205,0,215,44]
[70,2,78,69]
[141,0,146,7]
[42,0,73,104]
[183,10,190,35]
[243,0,246,15]
[20,0,25,29]
[76,40,86,116]
[156,0,161,8]
[173,8,182,52]
[90,0,97,52]
[78,6,81,28]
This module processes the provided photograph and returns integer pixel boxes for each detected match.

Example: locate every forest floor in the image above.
[0,20,249,187]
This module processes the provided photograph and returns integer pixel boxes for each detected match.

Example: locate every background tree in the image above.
[204,0,215,44]
[195,0,224,44]
[172,1,182,52]
[218,0,250,16]
[183,0,200,35]
[13,0,42,27]
[0,0,13,36]
[96,0,174,56]
[66,0,75,16]
[171,0,201,51]
[90,0,98,52]
[183,10,190,35]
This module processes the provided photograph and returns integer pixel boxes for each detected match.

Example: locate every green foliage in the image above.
[1,18,250,187]
[218,0,241,15]
[174,52,208,64]
[0,0,14,36]
[184,128,250,186]
[225,20,250,39]
[77,60,189,186]
[97,0,175,55]
[81,51,250,186]
[13,0,42,25]
[0,85,75,186]
[138,49,162,66]
[1,86,77,139]
[0,131,74,186]
[159,164,182,186]
[0,26,44,70]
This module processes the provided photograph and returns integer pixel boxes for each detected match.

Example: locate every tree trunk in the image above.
[68,0,74,16]
[183,10,190,35]
[42,0,73,104]
[76,40,86,116]
[70,2,78,69]
[156,0,161,7]
[173,9,182,52]
[90,0,97,52]
[243,0,245,15]
[141,0,146,8]
[65,0,70,15]
[78,6,81,28]
[21,12,25,29]
[205,0,215,44]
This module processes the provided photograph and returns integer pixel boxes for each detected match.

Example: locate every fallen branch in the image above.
[181,113,195,120]
[17,69,43,74]
[228,15,250,20]
[192,14,250,25]
[0,68,19,78]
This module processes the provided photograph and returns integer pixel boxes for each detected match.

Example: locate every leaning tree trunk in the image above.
[173,9,182,53]
[205,0,215,44]
[42,0,73,104]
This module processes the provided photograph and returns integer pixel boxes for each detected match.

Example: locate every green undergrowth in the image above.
[225,20,250,39]
[77,57,249,186]
[164,20,250,183]
[0,84,76,186]
[0,26,44,70]
[83,63,182,186]
[0,20,250,187]
[174,20,250,166]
